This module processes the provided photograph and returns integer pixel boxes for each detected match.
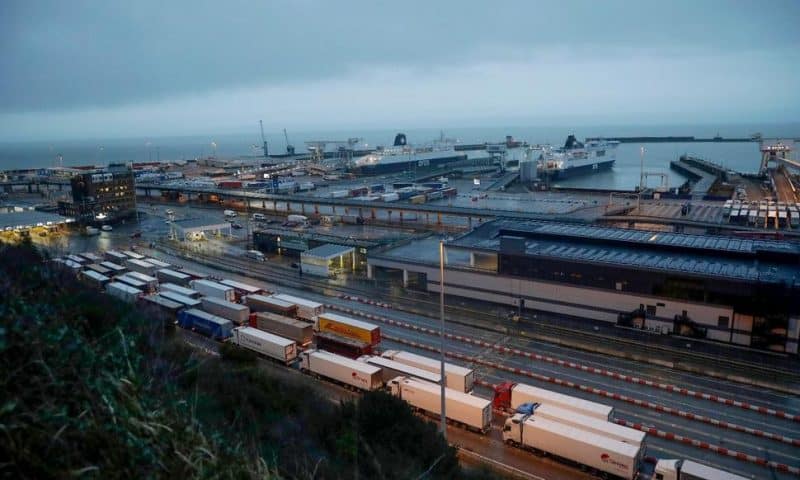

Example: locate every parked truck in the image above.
[81,270,110,289]
[654,459,749,480]
[106,282,142,303]
[286,214,308,225]
[502,413,641,480]
[518,403,646,447]
[157,268,192,286]
[389,376,492,434]
[381,349,474,393]
[358,355,440,385]
[252,312,313,346]
[271,293,323,321]
[158,291,202,309]
[125,258,158,276]
[316,312,380,346]
[122,271,158,293]
[314,330,372,358]
[100,261,127,275]
[493,381,614,421]
[201,296,250,325]
[231,327,297,365]
[160,283,201,299]
[219,279,263,300]
[190,279,236,302]
[115,274,149,292]
[300,349,383,391]
[105,250,129,263]
[145,258,171,269]
[177,308,233,340]
[246,294,298,317]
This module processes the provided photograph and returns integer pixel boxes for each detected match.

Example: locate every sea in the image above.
[0,123,796,191]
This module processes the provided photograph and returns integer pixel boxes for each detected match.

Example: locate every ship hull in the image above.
[540,159,615,180]
[351,154,468,175]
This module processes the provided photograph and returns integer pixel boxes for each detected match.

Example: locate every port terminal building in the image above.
[367,219,800,354]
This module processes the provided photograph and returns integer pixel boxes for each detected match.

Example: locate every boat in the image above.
[350,133,468,174]
[84,226,100,236]
[101,225,113,232]
[535,135,618,181]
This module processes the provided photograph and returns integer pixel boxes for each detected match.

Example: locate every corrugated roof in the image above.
[301,243,355,259]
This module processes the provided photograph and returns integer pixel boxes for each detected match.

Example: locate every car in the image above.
[165,209,174,215]
[231,223,243,229]
[290,262,299,268]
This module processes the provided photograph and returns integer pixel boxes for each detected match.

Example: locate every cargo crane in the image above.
[283,128,295,156]
[259,120,268,157]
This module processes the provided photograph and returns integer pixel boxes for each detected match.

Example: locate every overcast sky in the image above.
[1,0,798,141]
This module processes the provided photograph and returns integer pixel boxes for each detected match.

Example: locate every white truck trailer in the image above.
[122,271,158,293]
[300,349,383,391]
[158,291,202,309]
[156,268,193,286]
[503,413,641,480]
[144,258,171,269]
[494,381,614,421]
[115,274,148,291]
[530,404,646,446]
[271,293,324,321]
[190,279,236,302]
[160,283,201,299]
[106,282,142,303]
[125,258,158,276]
[358,356,440,385]
[382,349,475,392]
[231,327,297,365]
[654,459,749,480]
[201,296,250,325]
[388,376,492,434]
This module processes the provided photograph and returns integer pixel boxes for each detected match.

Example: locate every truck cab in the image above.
[501,413,526,444]
[224,210,237,218]
[654,459,680,480]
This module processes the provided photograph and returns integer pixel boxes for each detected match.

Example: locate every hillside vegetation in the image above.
[0,242,500,479]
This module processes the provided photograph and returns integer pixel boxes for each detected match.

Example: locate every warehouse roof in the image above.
[301,243,354,260]
[0,210,74,230]
[172,217,231,233]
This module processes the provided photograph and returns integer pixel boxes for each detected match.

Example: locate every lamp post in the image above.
[439,238,446,439]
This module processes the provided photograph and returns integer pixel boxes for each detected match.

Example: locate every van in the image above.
[252,213,266,221]
[246,250,266,262]
[224,210,237,218]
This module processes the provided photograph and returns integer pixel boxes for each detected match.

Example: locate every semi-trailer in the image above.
[316,312,380,346]
[145,258,171,269]
[388,376,492,434]
[314,330,372,358]
[85,263,112,275]
[245,294,298,317]
[287,214,309,225]
[381,349,474,392]
[100,261,127,275]
[157,269,193,286]
[158,291,202,309]
[160,283,201,299]
[122,271,158,293]
[78,252,103,263]
[177,308,233,340]
[201,296,250,325]
[179,269,208,280]
[190,279,236,302]
[125,258,158,276]
[219,279,264,300]
[81,270,110,289]
[519,403,646,447]
[115,274,149,291]
[231,327,297,365]
[105,250,129,263]
[123,250,145,260]
[502,413,641,480]
[358,355,440,385]
[65,255,87,265]
[300,349,383,391]
[252,312,313,346]
[271,293,323,321]
[140,294,183,316]
[106,282,142,303]
[654,459,749,480]
[493,381,614,421]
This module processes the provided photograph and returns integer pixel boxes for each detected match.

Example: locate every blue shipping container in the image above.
[178,308,233,340]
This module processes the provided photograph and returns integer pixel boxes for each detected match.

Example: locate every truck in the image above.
[123,250,145,260]
[179,269,208,281]
[410,194,426,204]
[252,213,267,221]
[177,308,234,340]
[224,209,238,218]
[157,268,193,286]
[300,349,383,391]
[381,350,474,392]
[201,296,250,325]
[231,327,297,365]
[100,261,127,275]
[116,274,148,291]
[381,192,400,202]
[314,330,373,358]
[158,291,202,309]
[78,252,103,263]
[220,278,264,300]
[388,376,492,434]
[245,294,298,317]
[520,403,646,447]
[145,258,171,269]
[121,271,158,293]
[654,459,749,480]
[81,270,110,289]
[140,294,183,317]
[190,279,236,302]
[316,312,380,346]
[85,263,112,276]
[493,381,614,421]
[106,282,142,303]
[502,413,641,480]
[358,355,440,385]
[105,250,129,263]
[125,258,158,276]
[271,293,323,321]
[252,312,313,346]
[160,283,201,299]
[330,190,349,199]
[340,214,364,225]
[286,214,308,225]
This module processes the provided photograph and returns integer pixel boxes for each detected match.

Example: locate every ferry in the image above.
[536,135,618,181]
[350,133,467,175]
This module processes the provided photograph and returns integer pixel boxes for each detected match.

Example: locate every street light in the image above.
[439,238,446,439]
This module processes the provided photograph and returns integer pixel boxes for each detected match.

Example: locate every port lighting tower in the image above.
[260,120,268,157]
[439,239,447,440]
[639,146,645,191]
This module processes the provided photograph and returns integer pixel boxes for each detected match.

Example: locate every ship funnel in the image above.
[564,134,583,149]
[394,133,407,146]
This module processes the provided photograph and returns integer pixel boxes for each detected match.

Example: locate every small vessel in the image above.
[350,133,467,174]
[101,225,113,232]
[84,226,100,236]
[536,135,618,181]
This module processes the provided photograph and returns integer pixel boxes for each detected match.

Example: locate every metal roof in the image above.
[301,243,355,260]
[172,217,231,233]
[0,210,74,230]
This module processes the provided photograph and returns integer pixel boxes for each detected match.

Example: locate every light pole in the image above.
[439,239,447,439]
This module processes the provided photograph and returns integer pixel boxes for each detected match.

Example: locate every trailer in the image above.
[79,252,103,263]
[139,294,183,317]
[104,250,129,263]
[106,281,142,303]
[358,355,440,384]
[502,414,641,480]
[123,250,145,260]
[84,263,112,276]
[115,274,148,291]
[316,312,380,346]
[252,312,313,346]
[122,271,158,293]
[157,268,193,286]
[314,330,373,358]
[381,192,400,202]
[179,269,209,280]
[300,349,383,391]
[409,194,426,204]
[524,404,646,446]
[81,270,110,289]
[271,293,323,321]
[201,296,250,325]
[381,350,474,393]
[219,279,264,301]
[100,261,127,275]
[66,254,87,265]
[245,294,298,317]
[177,308,234,340]
[654,459,749,480]
[160,283,201,299]
[493,382,614,421]
[158,291,202,309]
[389,376,492,434]
[125,258,158,276]
[190,279,236,302]
[231,327,297,365]
[145,258,171,269]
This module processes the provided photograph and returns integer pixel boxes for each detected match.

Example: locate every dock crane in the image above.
[259,120,268,157]
[283,128,295,155]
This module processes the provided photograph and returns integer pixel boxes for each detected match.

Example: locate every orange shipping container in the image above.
[317,313,380,346]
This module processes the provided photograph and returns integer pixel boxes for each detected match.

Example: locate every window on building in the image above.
[718,316,729,328]
[646,305,657,316]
